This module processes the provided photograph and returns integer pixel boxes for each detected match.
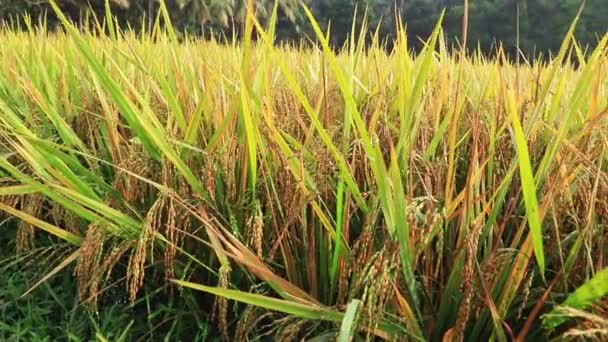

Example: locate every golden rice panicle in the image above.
[247,201,264,258]
[16,194,43,252]
[127,195,164,302]
[214,263,232,341]
[75,223,105,306]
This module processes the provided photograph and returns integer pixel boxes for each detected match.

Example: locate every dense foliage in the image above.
[0,0,606,57]
[1,3,607,340]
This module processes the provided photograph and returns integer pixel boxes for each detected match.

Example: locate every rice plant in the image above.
[0,1,607,340]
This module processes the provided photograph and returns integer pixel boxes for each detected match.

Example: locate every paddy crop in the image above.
[0,2,607,340]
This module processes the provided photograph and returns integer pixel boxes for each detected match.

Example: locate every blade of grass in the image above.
[0,202,82,245]
[505,83,545,278]
[338,299,363,342]
[543,267,608,330]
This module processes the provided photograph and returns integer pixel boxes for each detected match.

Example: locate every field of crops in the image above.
[0,3,607,341]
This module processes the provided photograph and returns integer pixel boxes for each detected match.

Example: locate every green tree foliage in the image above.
[0,0,605,57]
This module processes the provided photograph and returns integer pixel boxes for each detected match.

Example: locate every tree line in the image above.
[1,0,606,58]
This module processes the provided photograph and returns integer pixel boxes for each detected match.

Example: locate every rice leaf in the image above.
[543,267,608,330]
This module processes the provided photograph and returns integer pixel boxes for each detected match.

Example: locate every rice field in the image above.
[0,3,607,341]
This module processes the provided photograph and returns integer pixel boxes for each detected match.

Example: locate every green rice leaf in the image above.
[543,267,608,330]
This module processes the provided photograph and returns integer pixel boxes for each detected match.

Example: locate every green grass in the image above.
[0,1,607,340]
[0,225,215,341]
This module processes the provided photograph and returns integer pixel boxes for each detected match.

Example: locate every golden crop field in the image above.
[0,3,606,341]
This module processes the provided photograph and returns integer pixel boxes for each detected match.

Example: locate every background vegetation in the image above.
[0,1,607,341]
[0,0,607,58]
